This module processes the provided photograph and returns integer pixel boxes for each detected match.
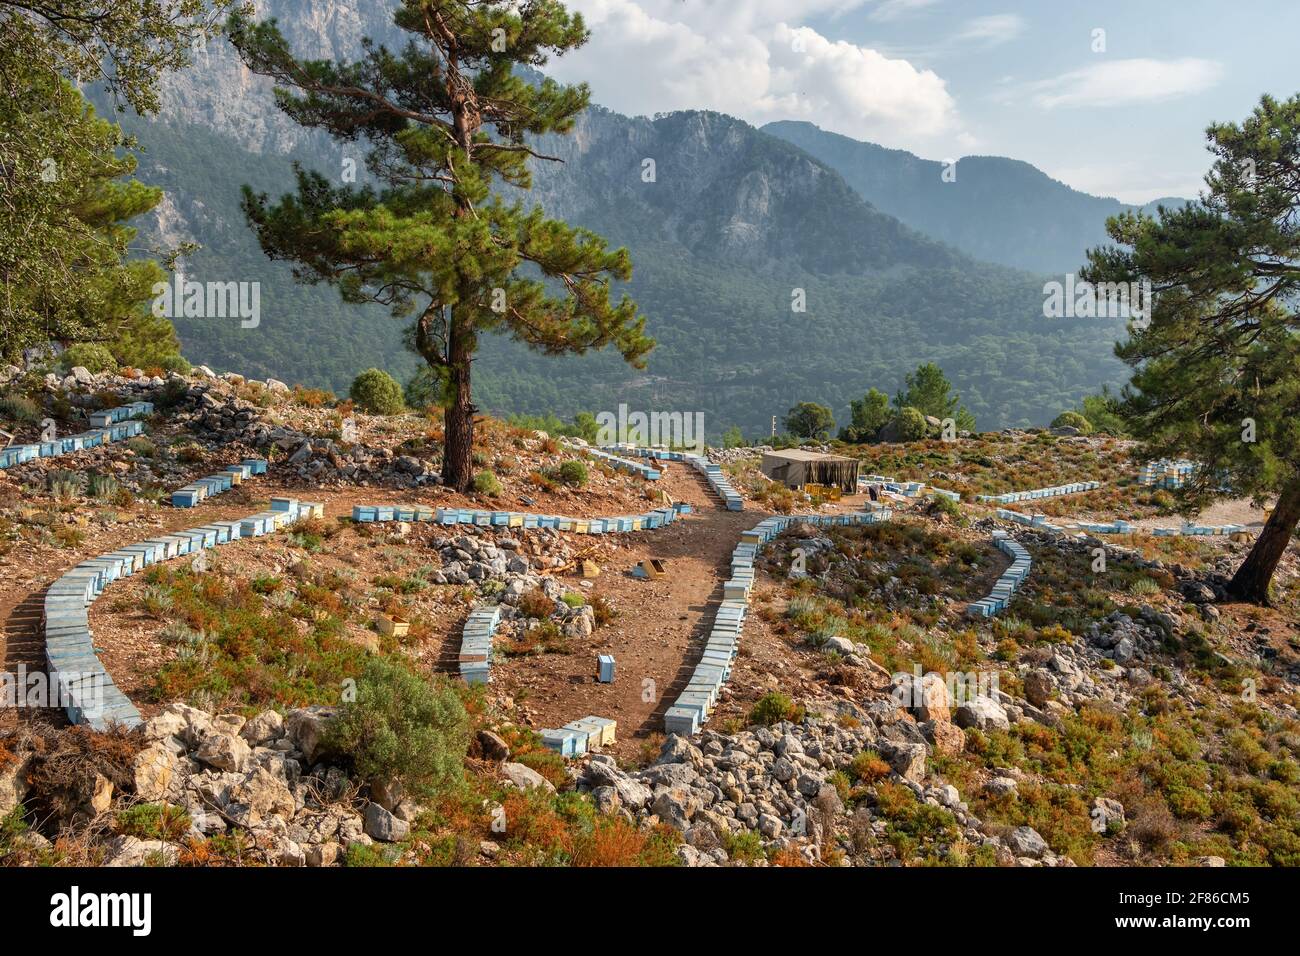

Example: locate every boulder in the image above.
[0,752,30,816]
[500,762,555,793]
[102,835,179,867]
[954,696,1010,732]
[284,706,335,763]
[196,732,252,772]
[364,803,409,843]
[1091,797,1125,832]
[1005,825,1048,859]
[475,729,510,761]
[651,786,699,830]
[240,711,284,746]
[370,777,404,812]
[1022,670,1054,708]
[886,742,927,782]
[132,743,177,801]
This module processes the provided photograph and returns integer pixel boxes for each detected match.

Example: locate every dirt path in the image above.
[489,466,758,755]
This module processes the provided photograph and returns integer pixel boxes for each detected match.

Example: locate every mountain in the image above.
[762,120,1191,276]
[101,0,1132,435]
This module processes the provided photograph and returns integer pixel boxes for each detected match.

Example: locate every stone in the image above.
[240,711,284,746]
[985,776,1019,797]
[0,752,30,816]
[133,743,177,801]
[887,742,927,782]
[370,777,404,812]
[284,706,335,763]
[227,767,295,825]
[306,841,342,867]
[500,762,556,793]
[757,813,783,839]
[651,786,699,830]
[1091,796,1125,832]
[364,803,409,842]
[476,729,510,761]
[955,696,1010,732]
[1022,670,1053,707]
[823,635,857,656]
[87,773,114,815]
[922,719,966,755]
[102,835,179,867]
[1195,855,1226,867]
[1005,825,1048,859]
[584,759,652,809]
[143,709,188,743]
[196,731,252,772]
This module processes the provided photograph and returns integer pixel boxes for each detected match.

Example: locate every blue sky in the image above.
[547,0,1300,202]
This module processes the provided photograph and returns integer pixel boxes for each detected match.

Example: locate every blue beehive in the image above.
[598,654,616,683]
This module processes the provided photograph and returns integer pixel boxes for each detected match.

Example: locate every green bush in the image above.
[472,469,502,496]
[59,343,117,374]
[349,368,405,415]
[157,354,192,375]
[1050,410,1093,434]
[324,658,470,799]
[748,691,801,727]
[894,406,928,442]
[0,393,41,425]
[558,459,588,486]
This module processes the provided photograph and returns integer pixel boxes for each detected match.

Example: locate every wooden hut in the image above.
[760,449,859,493]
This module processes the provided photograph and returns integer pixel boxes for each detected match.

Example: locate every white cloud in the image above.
[955,14,1025,45]
[547,0,963,150]
[1026,58,1224,109]
[869,0,941,21]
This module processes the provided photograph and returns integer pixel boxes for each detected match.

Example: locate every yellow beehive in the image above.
[377,614,409,638]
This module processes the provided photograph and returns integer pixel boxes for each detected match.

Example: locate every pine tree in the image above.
[0,64,170,360]
[228,1,653,490]
[894,362,976,431]
[1084,94,1300,604]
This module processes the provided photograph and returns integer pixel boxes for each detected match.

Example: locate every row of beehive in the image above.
[663,509,893,737]
[977,480,1100,504]
[996,508,1068,535]
[604,445,744,510]
[539,716,618,757]
[966,531,1032,618]
[570,443,661,480]
[0,401,153,469]
[352,502,691,533]
[170,458,267,507]
[457,606,501,685]
[861,474,928,497]
[45,495,322,731]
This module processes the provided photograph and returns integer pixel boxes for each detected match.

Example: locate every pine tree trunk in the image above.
[441,321,475,492]
[1226,479,1300,605]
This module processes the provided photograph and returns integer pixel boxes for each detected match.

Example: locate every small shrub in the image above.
[1050,411,1093,434]
[748,691,801,727]
[59,343,117,374]
[349,368,405,415]
[0,393,41,425]
[125,436,157,457]
[561,592,585,609]
[472,470,502,496]
[116,803,191,840]
[517,587,555,619]
[156,354,191,375]
[323,658,469,799]
[558,459,588,487]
